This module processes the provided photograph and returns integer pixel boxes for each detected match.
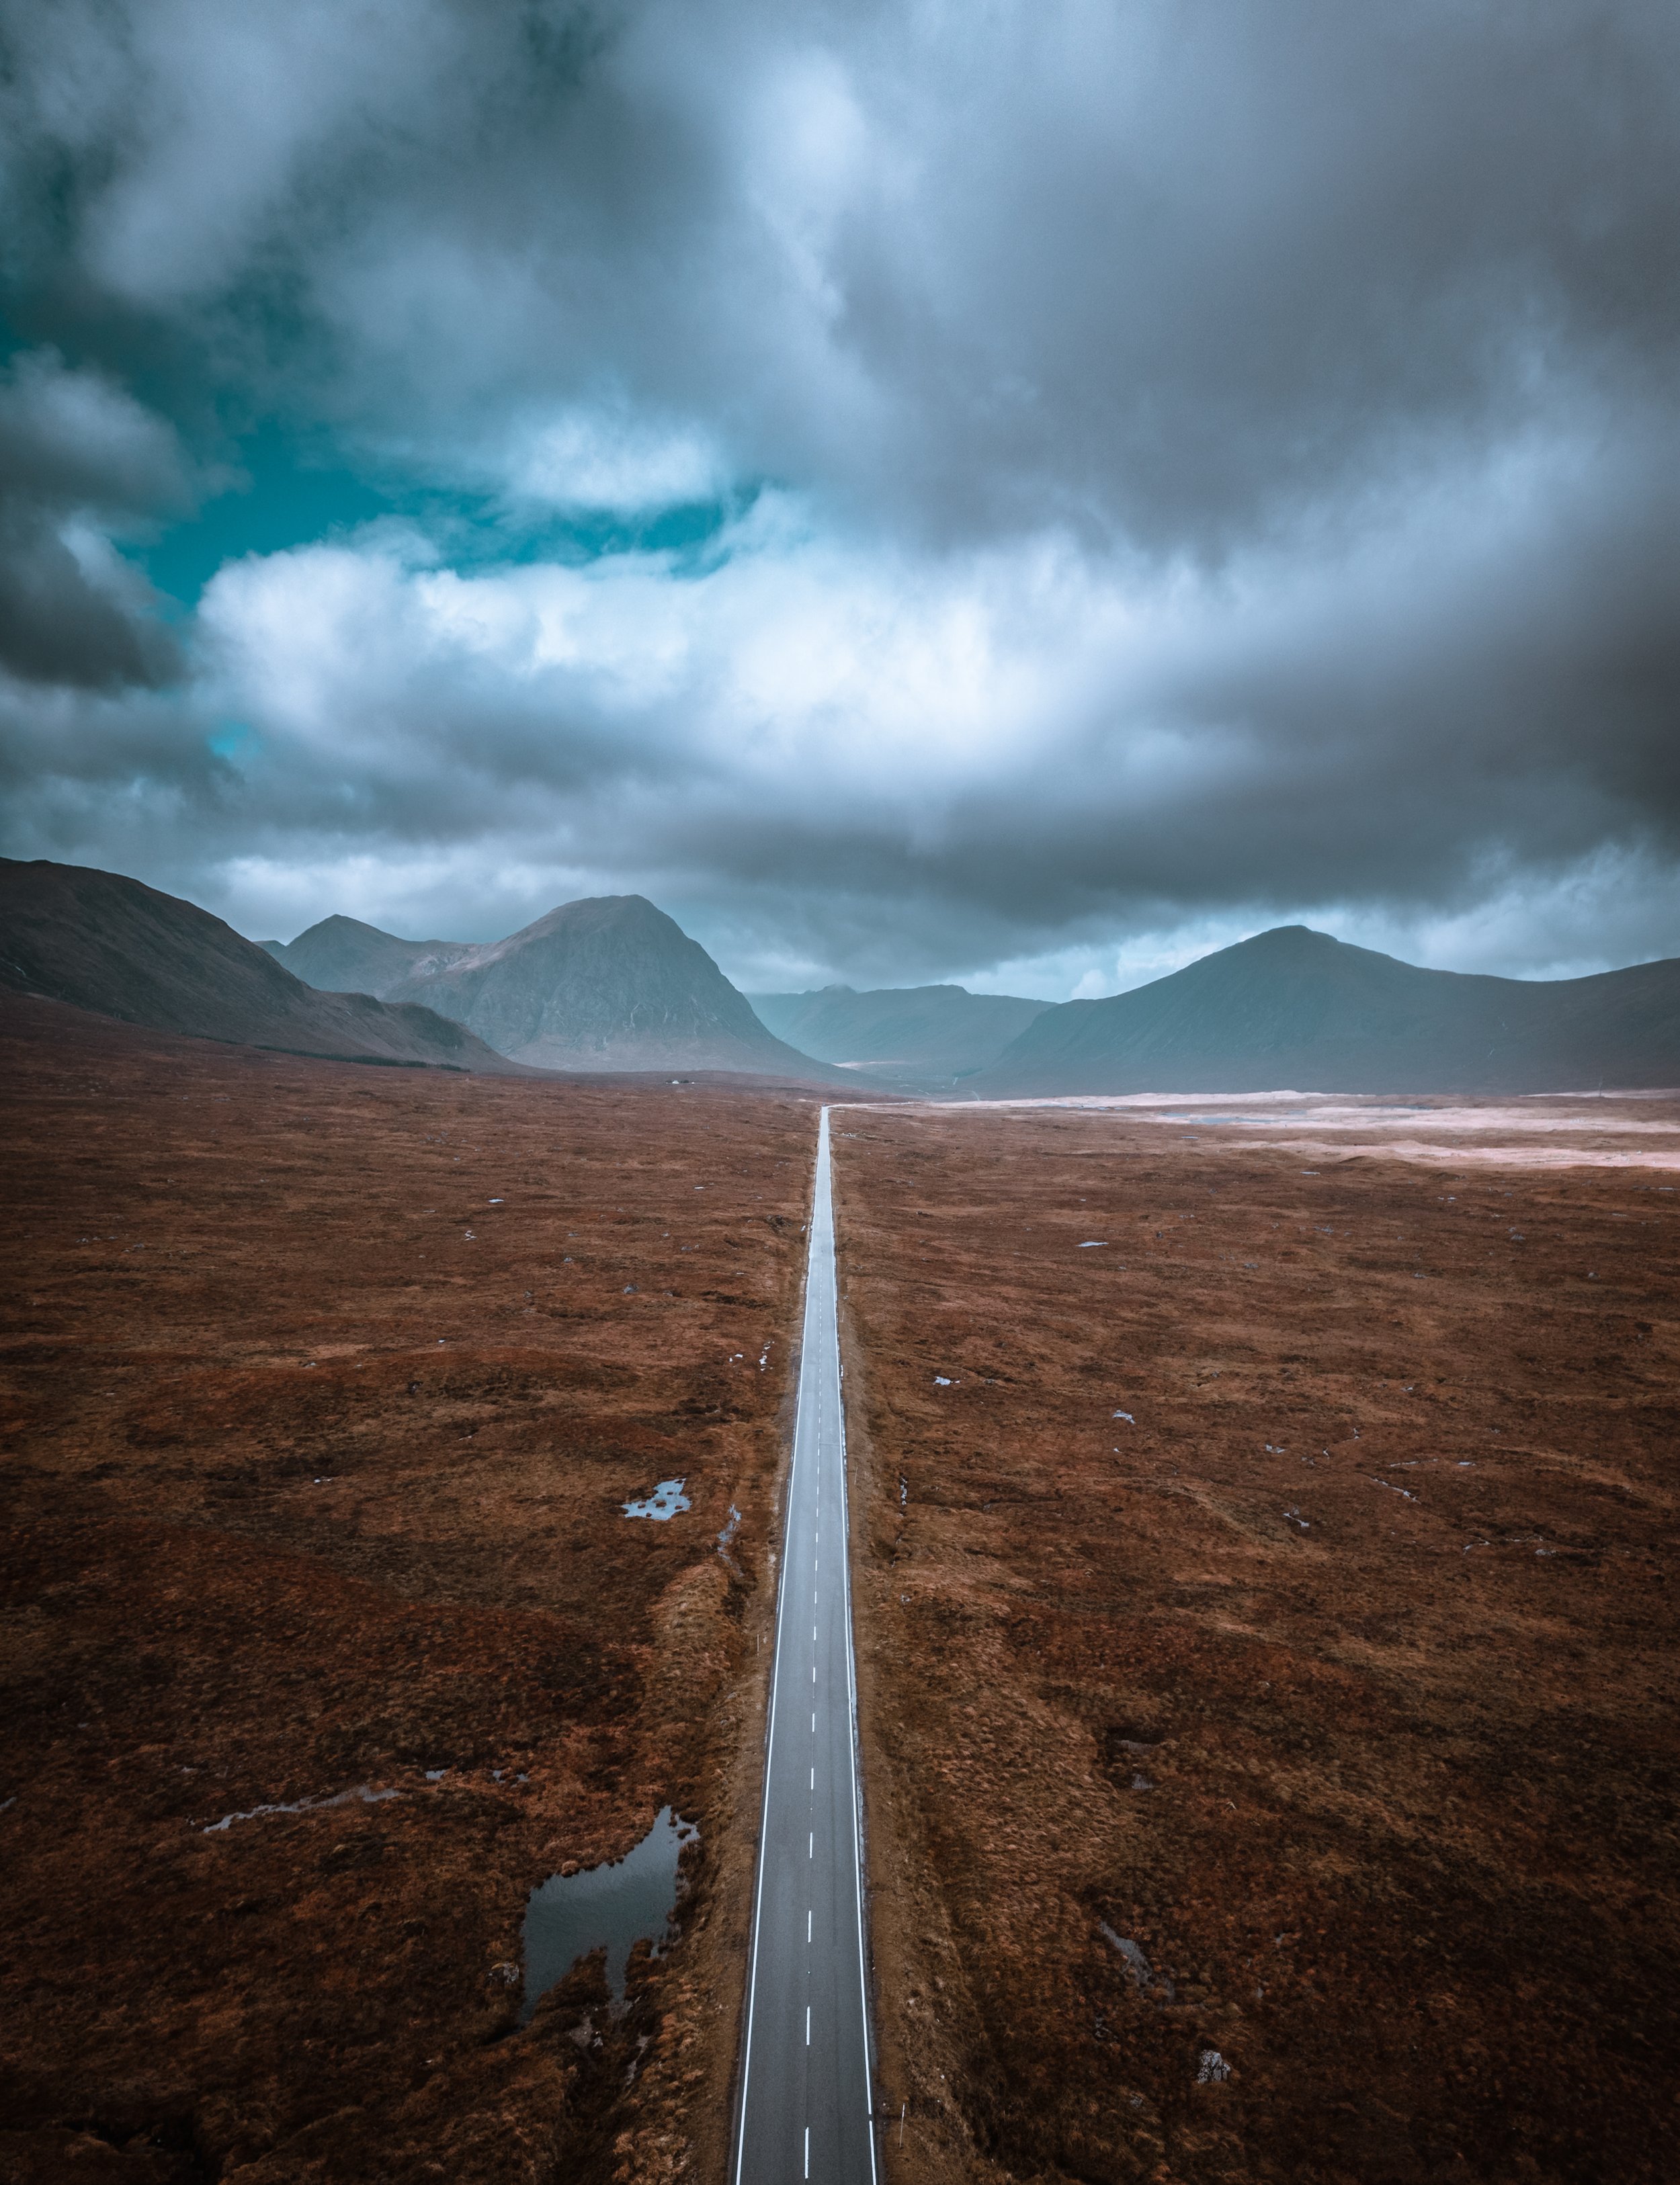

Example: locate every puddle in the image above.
[521,1806,699,2023]
[203,1783,399,1833]
[1099,1920,1175,2001]
[623,1479,689,1520]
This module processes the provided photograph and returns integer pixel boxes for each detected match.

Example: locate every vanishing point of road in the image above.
[733,1107,878,2185]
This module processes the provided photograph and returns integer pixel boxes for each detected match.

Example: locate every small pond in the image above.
[623,1479,690,1520]
[521,1805,699,2024]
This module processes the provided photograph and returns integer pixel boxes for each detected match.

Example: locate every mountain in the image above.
[0,859,523,1072]
[382,893,859,1078]
[749,983,1050,1091]
[968,925,1680,1095]
[262,915,474,997]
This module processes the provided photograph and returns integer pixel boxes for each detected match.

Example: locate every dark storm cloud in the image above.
[11,0,1676,536]
[835,2,1680,548]
[0,351,188,687]
[0,0,1677,982]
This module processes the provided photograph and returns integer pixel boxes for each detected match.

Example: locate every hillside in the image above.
[384,894,858,1078]
[0,859,522,1072]
[749,983,1048,1091]
[968,925,1680,1095]
[263,915,473,997]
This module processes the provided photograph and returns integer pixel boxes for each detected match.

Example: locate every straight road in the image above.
[733,1107,877,2185]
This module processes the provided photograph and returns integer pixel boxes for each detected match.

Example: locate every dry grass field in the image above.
[0,996,829,2185]
[7,997,1677,2185]
[837,1095,1680,2185]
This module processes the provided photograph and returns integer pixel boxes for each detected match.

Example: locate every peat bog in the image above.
[0,996,823,2185]
[5,994,1677,2185]
[837,1100,1680,2185]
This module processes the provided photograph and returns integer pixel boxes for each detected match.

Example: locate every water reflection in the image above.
[521,1805,699,2024]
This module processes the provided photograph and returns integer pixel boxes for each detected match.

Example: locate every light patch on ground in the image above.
[883,1092,1680,1170]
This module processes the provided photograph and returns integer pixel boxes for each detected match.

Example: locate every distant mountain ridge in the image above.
[32,873,1667,1097]
[970,925,1680,1095]
[749,982,1049,1090]
[0,860,522,1072]
[310,894,863,1080]
[263,916,474,997]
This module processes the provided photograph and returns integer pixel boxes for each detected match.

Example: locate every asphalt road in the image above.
[733,1107,878,2185]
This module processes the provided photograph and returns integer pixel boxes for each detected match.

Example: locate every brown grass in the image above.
[837,1101,1680,2185]
[0,995,829,2185]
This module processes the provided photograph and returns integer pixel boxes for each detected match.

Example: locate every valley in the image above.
[4,966,1677,2185]
[9,10,1677,2178]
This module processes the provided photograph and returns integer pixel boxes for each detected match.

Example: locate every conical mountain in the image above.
[383,894,859,1078]
[968,925,1680,1095]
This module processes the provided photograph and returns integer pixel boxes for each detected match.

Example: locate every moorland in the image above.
[4,953,1678,2185]
[837,1095,1680,2185]
[0,994,827,2184]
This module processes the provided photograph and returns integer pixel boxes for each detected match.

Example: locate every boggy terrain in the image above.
[835,1100,1680,2185]
[0,994,828,2185]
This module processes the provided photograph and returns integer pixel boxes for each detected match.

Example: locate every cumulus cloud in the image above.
[495,411,730,514]
[0,0,1677,989]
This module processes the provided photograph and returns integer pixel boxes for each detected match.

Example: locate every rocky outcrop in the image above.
[384,894,856,1079]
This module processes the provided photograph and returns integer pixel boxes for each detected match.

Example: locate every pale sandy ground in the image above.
[892,1090,1680,1169]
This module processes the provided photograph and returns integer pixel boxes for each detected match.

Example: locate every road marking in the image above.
[829,1122,880,2185]
[733,1107,876,2185]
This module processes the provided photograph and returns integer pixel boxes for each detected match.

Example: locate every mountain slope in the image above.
[263,915,473,998]
[384,894,859,1078]
[749,983,1049,1090]
[969,925,1680,1095]
[0,859,523,1072]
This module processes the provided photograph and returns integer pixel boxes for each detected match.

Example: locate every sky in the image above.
[1,0,1677,1000]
